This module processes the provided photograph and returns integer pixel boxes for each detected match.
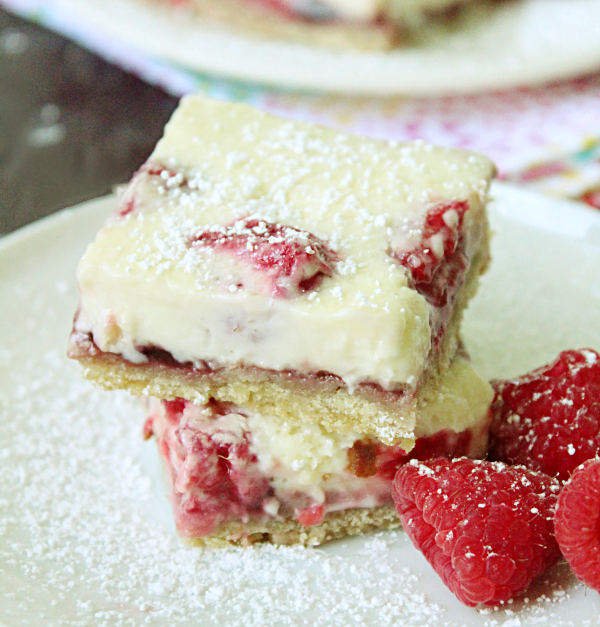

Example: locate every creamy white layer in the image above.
[75,97,494,391]
[74,276,430,391]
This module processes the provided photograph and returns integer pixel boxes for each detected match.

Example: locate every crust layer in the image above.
[184,504,400,548]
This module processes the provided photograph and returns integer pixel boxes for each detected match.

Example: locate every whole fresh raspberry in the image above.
[554,458,600,591]
[392,458,561,606]
[488,349,600,482]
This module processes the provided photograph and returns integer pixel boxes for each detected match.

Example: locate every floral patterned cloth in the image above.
[3,0,600,210]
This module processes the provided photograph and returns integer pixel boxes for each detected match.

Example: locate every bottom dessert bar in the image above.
[143,356,493,547]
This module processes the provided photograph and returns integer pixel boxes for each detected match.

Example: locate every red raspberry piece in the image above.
[192,218,338,298]
[116,163,188,218]
[295,504,325,527]
[392,458,561,606]
[554,458,600,591]
[158,399,270,537]
[391,200,469,308]
[118,198,136,219]
[488,349,600,482]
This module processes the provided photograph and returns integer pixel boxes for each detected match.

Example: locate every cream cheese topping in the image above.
[415,357,493,437]
[75,97,495,390]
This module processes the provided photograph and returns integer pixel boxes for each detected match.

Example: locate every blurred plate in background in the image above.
[44,0,600,95]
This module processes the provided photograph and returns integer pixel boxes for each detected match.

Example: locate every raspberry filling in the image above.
[190,218,339,299]
[145,398,486,538]
[115,163,188,219]
[390,200,471,345]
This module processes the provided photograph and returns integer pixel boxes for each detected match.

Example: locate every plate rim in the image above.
[0,196,111,257]
[45,0,600,95]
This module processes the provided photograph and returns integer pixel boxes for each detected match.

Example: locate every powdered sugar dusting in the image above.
[1,343,445,627]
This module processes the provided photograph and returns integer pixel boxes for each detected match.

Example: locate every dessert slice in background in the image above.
[149,0,484,51]
[68,96,496,545]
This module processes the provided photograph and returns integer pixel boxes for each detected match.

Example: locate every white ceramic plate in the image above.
[2,183,600,627]
[51,0,600,95]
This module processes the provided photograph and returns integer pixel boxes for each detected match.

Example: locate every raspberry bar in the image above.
[69,96,496,545]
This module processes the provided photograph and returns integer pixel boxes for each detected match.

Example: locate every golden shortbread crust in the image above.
[185,504,400,548]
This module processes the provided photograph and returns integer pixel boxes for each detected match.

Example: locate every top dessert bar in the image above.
[69,96,495,446]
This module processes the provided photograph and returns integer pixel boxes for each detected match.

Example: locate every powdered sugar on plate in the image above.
[2,190,600,627]
[0,348,443,626]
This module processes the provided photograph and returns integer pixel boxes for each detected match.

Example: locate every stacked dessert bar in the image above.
[69,96,496,546]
